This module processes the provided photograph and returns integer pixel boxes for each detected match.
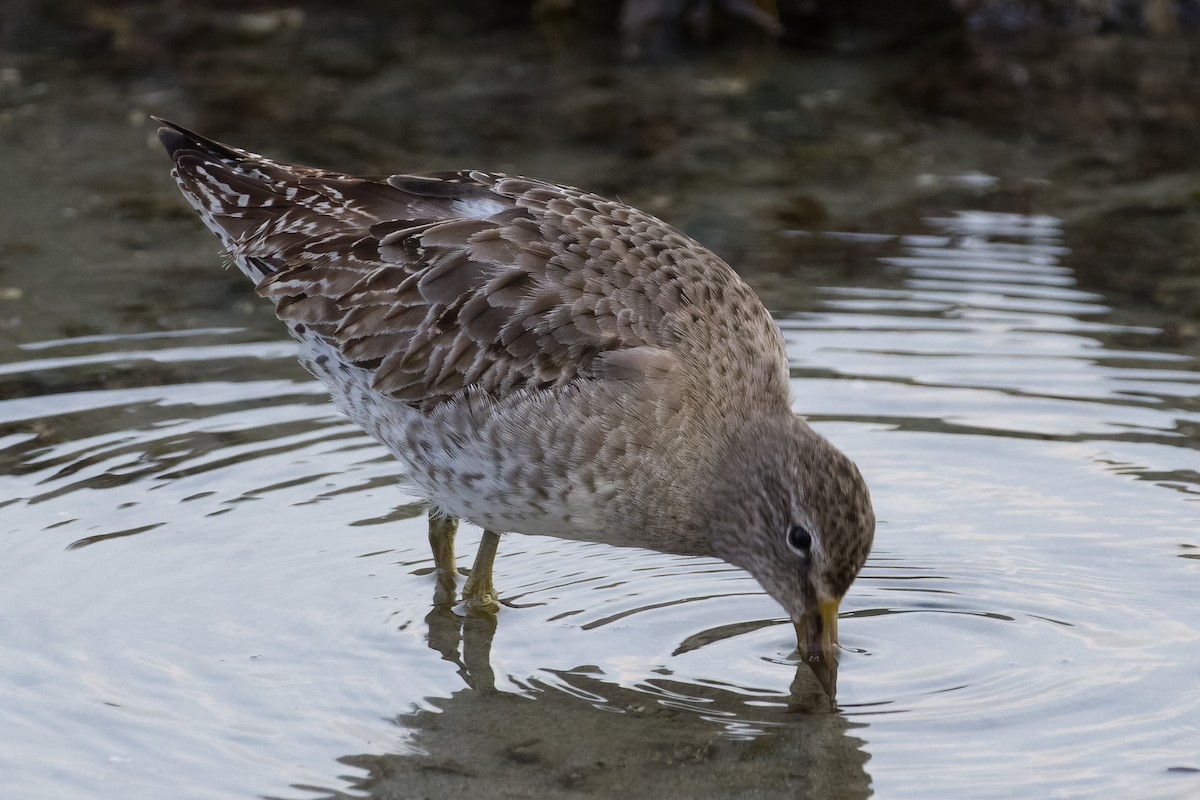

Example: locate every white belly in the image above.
[290,325,622,541]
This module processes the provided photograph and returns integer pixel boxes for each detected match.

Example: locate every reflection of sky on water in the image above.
[1,210,1198,798]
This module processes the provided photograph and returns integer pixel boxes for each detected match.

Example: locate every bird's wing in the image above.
[161,121,784,408]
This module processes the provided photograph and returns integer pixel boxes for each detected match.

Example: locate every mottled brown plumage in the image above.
[158,118,874,698]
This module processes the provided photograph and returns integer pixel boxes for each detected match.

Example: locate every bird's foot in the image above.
[431,567,458,607]
[460,570,500,616]
[459,529,502,616]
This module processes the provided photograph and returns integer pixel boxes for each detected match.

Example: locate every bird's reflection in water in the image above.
[423,602,498,693]
[307,595,873,799]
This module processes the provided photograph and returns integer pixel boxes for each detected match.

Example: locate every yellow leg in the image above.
[461,529,501,615]
[427,512,459,606]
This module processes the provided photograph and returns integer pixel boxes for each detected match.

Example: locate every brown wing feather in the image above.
[255,178,659,403]
[160,120,788,409]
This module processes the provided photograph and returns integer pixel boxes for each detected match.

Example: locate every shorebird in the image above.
[156,119,874,698]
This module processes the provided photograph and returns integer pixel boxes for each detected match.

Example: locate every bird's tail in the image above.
[156,118,305,271]
[155,118,393,284]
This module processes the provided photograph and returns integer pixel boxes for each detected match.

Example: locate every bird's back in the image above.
[160,121,791,418]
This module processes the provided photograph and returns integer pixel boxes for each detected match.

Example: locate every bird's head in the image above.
[707,414,875,700]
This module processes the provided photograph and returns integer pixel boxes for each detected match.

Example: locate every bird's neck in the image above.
[665,410,807,563]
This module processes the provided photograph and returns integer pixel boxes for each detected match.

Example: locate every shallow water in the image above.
[4,196,1199,797]
[3,16,1200,795]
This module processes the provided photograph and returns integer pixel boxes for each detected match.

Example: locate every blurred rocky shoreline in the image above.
[2,0,1198,335]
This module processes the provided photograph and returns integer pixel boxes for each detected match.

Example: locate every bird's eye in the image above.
[787,524,813,554]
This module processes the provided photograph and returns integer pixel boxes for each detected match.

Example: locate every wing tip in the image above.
[152,116,242,163]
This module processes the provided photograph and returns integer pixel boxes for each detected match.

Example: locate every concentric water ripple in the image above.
[776,212,1200,798]
[2,211,1198,799]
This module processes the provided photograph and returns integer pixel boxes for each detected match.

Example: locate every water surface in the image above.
[3,198,1198,798]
